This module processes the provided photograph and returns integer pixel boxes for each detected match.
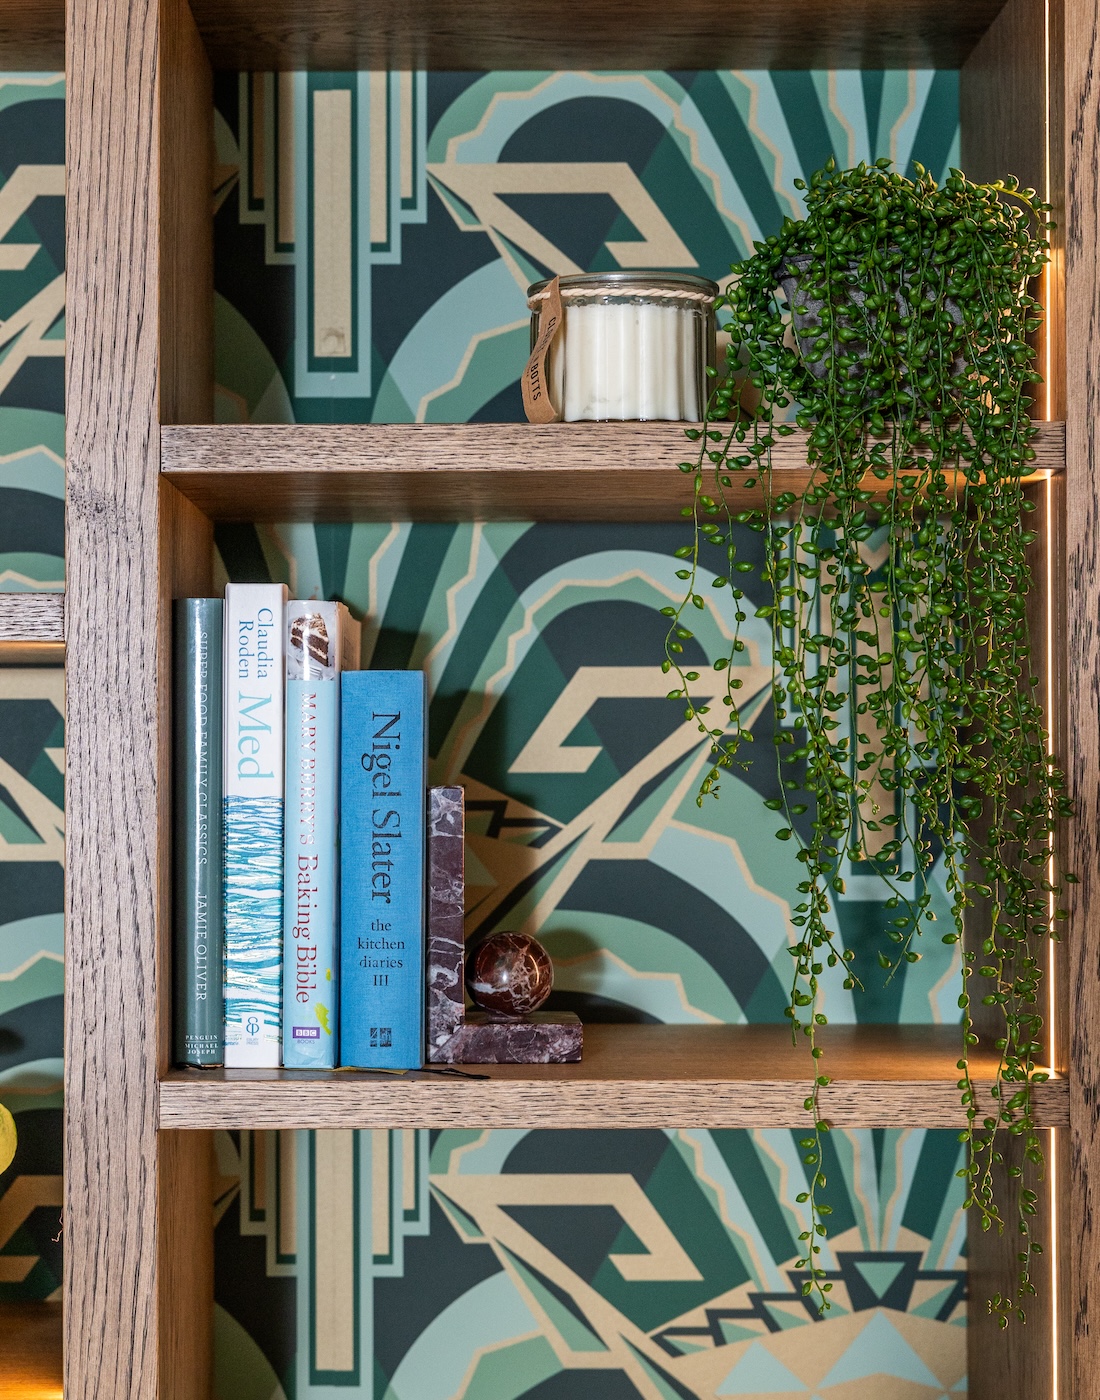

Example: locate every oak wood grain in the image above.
[1064,0,1100,1392]
[157,485,213,1400]
[65,0,213,1397]
[0,593,64,641]
[158,1023,1068,1131]
[0,0,63,69]
[962,0,1047,198]
[65,0,163,1388]
[160,0,213,428]
[158,1132,213,1400]
[0,593,64,664]
[187,0,1009,70]
[160,421,1066,523]
[158,483,213,1076]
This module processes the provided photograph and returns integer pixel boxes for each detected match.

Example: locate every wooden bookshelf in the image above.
[48,0,1098,1394]
[162,420,1067,522]
[159,1024,1069,1131]
[0,594,64,664]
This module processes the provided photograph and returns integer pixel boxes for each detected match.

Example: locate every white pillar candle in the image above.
[533,276,715,423]
[562,303,589,422]
[636,301,660,419]
[661,303,684,420]
[679,304,701,421]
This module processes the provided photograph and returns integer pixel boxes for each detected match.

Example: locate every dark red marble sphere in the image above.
[466,932,554,1018]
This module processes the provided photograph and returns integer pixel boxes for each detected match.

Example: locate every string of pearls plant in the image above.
[664,158,1070,1325]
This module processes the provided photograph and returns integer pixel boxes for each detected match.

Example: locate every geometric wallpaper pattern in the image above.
[0,67,971,1396]
[0,70,66,1317]
[210,68,968,1399]
[0,73,64,594]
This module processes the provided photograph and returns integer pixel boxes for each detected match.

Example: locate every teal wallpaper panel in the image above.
[0,64,975,1398]
[0,72,66,1309]
[213,69,960,426]
[0,74,64,593]
[209,67,970,1398]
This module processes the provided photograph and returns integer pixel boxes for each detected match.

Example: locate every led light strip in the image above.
[1042,0,1060,1390]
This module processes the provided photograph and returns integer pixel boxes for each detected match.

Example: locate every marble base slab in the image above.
[425,785,583,1065]
[426,787,465,1057]
[428,1011,583,1064]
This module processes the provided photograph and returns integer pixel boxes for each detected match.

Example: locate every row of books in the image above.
[173,584,428,1070]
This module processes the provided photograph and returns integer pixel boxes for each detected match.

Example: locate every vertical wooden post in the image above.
[962,2,1069,1393]
[65,0,213,1394]
[1063,0,1100,1396]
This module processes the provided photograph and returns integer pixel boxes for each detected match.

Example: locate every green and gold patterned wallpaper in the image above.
[0,68,971,1398]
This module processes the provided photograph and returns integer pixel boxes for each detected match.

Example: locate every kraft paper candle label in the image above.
[522,276,563,423]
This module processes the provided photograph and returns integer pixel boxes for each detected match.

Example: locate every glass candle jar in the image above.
[526,272,718,422]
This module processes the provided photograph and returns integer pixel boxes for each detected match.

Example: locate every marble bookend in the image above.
[430,1011,583,1064]
[426,786,465,1059]
[425,785,582,1065]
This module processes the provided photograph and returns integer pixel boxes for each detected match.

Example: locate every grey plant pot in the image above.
[778,253,964,390]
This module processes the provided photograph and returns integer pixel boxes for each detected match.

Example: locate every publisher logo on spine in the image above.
[369,1027,392,1048]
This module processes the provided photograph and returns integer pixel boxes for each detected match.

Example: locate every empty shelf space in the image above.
[0,593,65,664]
[161,421,1066,524]
[158,1022,1068,1131]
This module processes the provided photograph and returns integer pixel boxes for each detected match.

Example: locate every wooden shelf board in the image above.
[0,594,65,664]
[158,1023,1069,1130]
[0,0,63,69]
[10,0,1017,80]
[188,0,1008,71]
[161,420,1066,524]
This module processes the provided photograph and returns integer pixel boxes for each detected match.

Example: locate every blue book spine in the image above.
[223,582,288,1068]
[339,671,427,1068]
[282,600,360,1067]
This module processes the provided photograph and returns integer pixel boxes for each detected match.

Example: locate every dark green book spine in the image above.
[174,598,224,1066]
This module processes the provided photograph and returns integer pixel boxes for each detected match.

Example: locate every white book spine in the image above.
[223,582,288,1067]
[281,600,360,1068]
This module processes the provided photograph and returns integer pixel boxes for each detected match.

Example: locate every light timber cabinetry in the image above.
[0,0,1084,1395]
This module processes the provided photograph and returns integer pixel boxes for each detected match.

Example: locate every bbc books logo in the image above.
[369,1027,392,1048]
[292,1026,320,1040]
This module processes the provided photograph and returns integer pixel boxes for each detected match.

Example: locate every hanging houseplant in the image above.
[664,158,1070,1324]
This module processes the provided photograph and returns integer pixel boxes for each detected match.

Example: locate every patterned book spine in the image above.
[282,601,360,1068]
[426,786,465,1061]
[339,670,427,1069]
[173,598,224,1067]
[223,582,288,1067]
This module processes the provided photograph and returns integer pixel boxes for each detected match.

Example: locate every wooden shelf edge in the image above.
[157,1024,1069,1131]
[0,593,65,664]
[158,1073,1069,1132]
[161,420,1066,524]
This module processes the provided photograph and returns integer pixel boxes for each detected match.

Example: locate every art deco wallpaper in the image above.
[0,67,970,1399]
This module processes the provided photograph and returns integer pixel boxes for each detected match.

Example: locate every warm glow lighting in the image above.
[1044,0,1053,422]
[1041,0,1060,1389]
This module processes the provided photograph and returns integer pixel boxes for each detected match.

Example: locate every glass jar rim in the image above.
[527,270,719,305]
